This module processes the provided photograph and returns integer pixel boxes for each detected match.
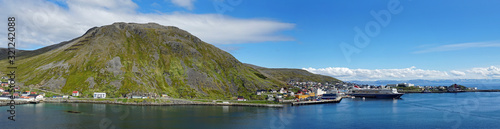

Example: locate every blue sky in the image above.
[1,0,500,80]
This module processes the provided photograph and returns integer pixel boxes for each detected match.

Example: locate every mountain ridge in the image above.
[0,22,341,99]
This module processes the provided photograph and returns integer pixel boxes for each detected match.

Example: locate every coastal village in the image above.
[0,75,481,106]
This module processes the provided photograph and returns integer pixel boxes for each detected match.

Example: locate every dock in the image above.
[291,97,342,106]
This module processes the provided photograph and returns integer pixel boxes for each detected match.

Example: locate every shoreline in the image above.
[400,89,500,93]
[0,98,285,108]
[0,101,29,106]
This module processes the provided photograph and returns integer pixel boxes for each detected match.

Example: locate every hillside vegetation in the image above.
[0,22,340,99]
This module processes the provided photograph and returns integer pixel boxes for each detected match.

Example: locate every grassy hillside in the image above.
[0,22,341,99]
[245,63,341,83]
[0,23,284,99]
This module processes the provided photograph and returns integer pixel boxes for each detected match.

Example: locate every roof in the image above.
[73,91,79,93]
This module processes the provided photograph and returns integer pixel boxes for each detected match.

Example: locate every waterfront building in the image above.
[161,94,168,98]
[72,91,79,96]
[22,91,30,96]
[315,88,325,96]
[53,95,63,98]
[397,83,414,87]
[93,92,106,98]
[28,94,44,100]
[237,96,246,101]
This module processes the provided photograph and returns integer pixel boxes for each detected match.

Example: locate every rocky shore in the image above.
[0,101,29,106]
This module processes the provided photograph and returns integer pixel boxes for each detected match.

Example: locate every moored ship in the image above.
[349,86,403,99]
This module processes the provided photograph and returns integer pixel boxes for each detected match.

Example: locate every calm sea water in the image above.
[2,92,500,129]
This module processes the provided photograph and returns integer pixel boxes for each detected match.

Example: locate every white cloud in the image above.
[170,0,195,10]
[467,66,500,78]
[414,41,500,54]
[0,0,294,50]
[449,70,466,76]
[303,66,500,81]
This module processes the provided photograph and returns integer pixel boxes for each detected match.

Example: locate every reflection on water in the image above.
[222,106,229,113]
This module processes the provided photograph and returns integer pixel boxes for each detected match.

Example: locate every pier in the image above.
[291,97,342,106]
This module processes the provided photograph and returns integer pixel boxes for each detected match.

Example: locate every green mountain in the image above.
[0,23,340,99]
[245,64,341,84]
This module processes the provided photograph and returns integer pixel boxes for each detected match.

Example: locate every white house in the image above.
[72,91,79,96]
[315,88,325,96]
[279,88,288,94]
[94,92,106,98]
[28,94,44,101]
[0,88,4,92]
[8,79,14,84]
[397,83,414,87]
[131,96,145,99]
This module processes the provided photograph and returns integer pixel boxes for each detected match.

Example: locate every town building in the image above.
[72,91,79,96]
[21,91,30,96]
[28,94,44,101]
[315,88,325,96]
[53,95,63,98]
[93,92,106,98]
[279,88,288,94]
[397,83,414,87]
[1,82,8,87]
[237,96,246,101]
[8,79,14,84]
[256,89,266,95]
[132,96,146,99]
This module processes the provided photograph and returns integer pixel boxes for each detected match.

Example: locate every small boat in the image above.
[29,100,40,104]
